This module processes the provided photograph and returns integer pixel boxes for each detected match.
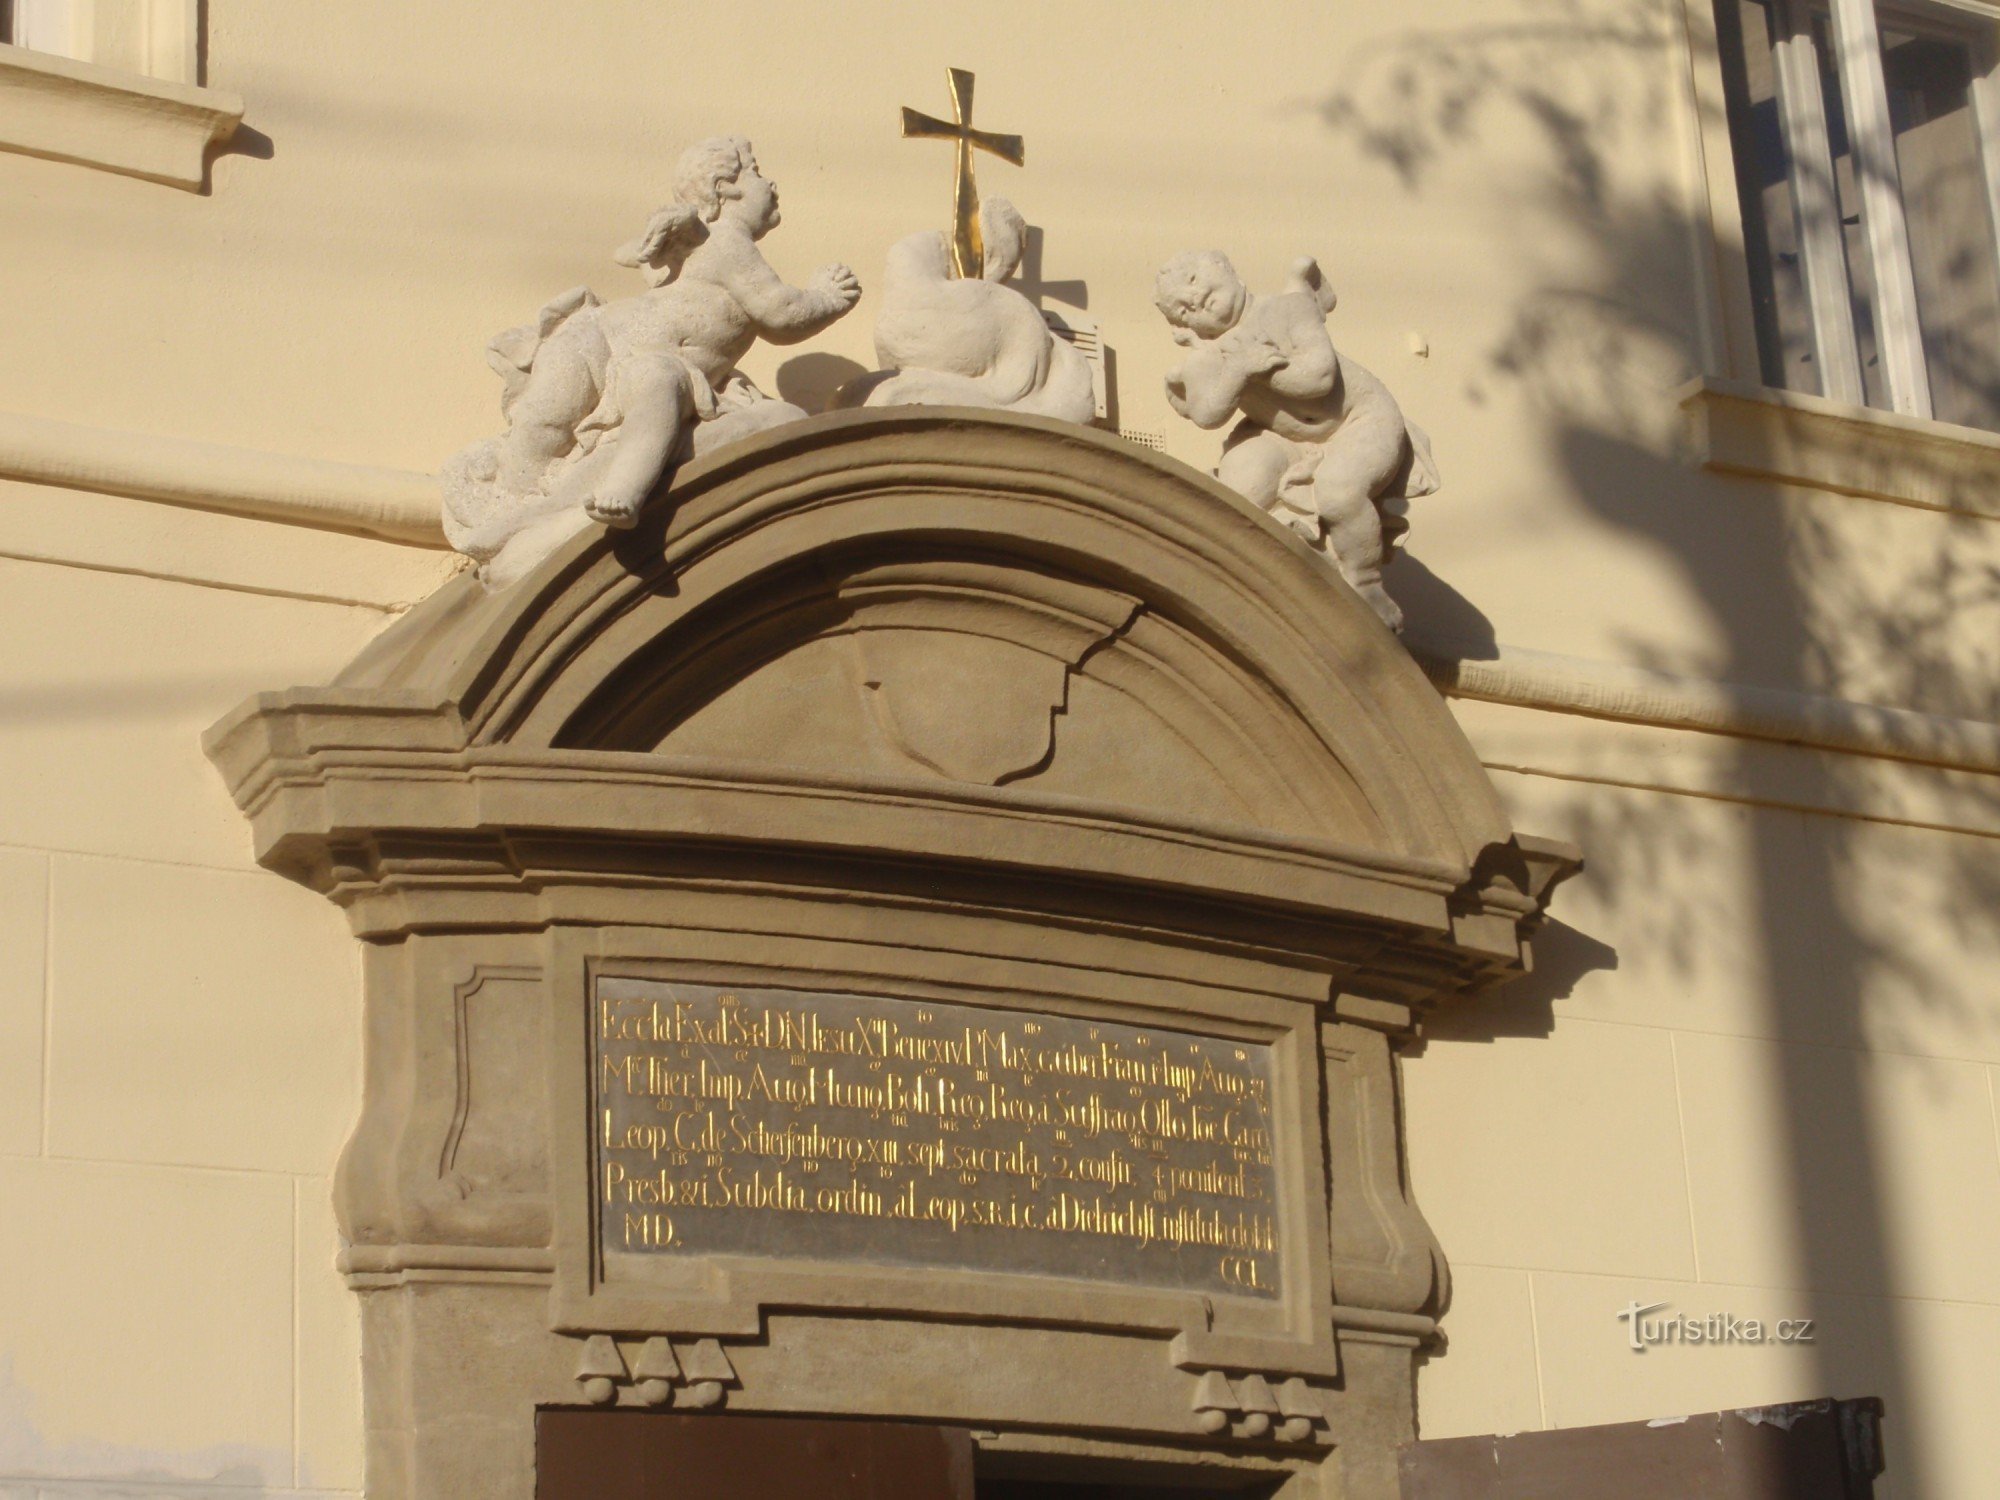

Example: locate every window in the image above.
[0,0,236,189]
[1715,0,2000,429]
[0,0,197,85]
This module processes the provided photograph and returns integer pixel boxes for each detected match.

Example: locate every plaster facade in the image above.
[1,3,1996,1498]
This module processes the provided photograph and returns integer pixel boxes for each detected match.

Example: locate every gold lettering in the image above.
[593,986,1283,1296]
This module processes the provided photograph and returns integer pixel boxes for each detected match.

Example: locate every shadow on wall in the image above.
[1317,3,2000,1495]
[1418,920,1620,1046]
[1385,555,1499,662]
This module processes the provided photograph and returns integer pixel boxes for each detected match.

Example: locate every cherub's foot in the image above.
[1356,580,1404,633]
[585,485,646,529]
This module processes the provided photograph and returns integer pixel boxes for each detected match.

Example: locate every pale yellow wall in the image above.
[1,1,1996,1497]
[1407,762,2000,1500]
[0,542,393,1495]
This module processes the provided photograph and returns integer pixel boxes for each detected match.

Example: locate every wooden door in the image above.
[537,1412,975,1500]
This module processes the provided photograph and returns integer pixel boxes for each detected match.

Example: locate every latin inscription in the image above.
[592,980,1282,1298]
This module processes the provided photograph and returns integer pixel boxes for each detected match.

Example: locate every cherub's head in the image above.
[674,135,778,235]
[1154,250,1248,340]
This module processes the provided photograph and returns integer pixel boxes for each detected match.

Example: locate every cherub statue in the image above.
[442,136,861,585]
[1154,251,1437,630]
[832,198,1097,423]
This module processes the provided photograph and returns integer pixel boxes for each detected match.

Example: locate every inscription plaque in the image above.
[592,979,1282,1299]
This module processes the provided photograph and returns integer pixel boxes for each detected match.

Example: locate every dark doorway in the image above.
[982,1485,1284,1500]
[538,1412,1296,1499]
[976,1456,1288,1499]
[537,1411,975,1500]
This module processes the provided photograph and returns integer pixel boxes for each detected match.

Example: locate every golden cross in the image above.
[901,67,1025,280]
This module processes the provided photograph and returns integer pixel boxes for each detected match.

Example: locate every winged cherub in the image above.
[1154,251,1437,630]
[443,136,861,584]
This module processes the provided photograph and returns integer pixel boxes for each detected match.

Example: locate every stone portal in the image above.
[207,409,1576,1499]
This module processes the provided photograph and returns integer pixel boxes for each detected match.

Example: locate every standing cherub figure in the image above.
[443,136,861,585]
[1154,251,1437,629]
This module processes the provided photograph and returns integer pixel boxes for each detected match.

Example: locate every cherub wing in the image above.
[613,202,708,287]
[1288,256,1338,316]
[486,286,600,414]
[1400,421,1442,499]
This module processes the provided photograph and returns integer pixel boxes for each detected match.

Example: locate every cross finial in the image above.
[901,67,1025,279]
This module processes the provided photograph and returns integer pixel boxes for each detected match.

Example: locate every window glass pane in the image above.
[1718,0,1825,393]
[4,0,92,64]
[1880,21,2000,429]
[1811,7,1896,410]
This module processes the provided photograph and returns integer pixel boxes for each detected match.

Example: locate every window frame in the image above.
[0,38,240,190]
[1688,0,2000,427]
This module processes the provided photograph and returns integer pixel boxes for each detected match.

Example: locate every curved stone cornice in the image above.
[207,408,1573,1004]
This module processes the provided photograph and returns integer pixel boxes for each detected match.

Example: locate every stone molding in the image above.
[1412,635,2000,779]
[0,408,449,546]
[206,410,1549,965]
[0,41,241,188]
[1682,375,2000,521]
[1320,1022,1449,1319]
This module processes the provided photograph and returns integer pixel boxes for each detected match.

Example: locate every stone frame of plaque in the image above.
[207,409,1578,1500]
[546,939,1333,1366]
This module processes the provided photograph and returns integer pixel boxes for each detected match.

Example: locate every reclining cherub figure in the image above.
[832,197,1097,423]
[443,136,861,586]
[1154,251,1437,630]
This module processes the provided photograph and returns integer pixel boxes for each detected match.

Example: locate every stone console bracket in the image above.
[571,1333,740,1409]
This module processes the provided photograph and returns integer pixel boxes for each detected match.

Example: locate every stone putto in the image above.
[1155,251,1437,630]
[442,136,860,585]
[835,197,1098,423]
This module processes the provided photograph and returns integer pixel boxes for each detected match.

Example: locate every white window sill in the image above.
[0,42,241,189]
[1680,376,2000,521]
